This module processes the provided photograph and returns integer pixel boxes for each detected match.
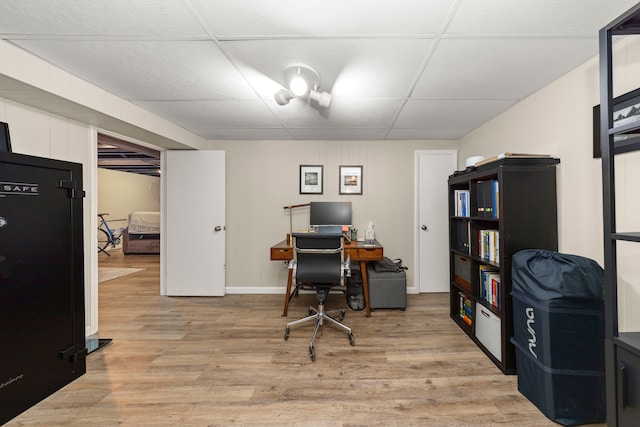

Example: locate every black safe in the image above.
[0,151,86,424]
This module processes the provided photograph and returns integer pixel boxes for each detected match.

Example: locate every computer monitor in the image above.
[310,202,352,227]
[0,121,11,153]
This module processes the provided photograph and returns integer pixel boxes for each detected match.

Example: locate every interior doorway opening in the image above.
[92,132,162,350]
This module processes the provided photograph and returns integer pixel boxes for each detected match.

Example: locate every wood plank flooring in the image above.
[7,249,602,426]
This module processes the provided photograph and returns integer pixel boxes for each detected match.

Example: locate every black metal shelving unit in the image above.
[600,3,640,425]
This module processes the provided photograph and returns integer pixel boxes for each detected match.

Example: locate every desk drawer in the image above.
[355,247,383,260]
[270,247,293,260]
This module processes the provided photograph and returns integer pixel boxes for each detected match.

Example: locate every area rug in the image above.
[98,267,145,283]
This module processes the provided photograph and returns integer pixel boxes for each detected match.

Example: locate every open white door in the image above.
[416,150,456,293]
[163,150,225,296]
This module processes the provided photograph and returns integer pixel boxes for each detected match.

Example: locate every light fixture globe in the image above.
[289,75,308,97]
[283,64,321,96]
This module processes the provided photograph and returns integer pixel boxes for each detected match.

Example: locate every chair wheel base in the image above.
[309,345,316,361]
[348,332,355,346]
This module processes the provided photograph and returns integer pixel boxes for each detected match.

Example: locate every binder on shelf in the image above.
[479,179,498,219]
[476,181,485,217]
[483,180,494,218]
[454,220,470,254]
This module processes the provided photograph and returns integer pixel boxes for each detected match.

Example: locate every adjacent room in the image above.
[1,1,640,426]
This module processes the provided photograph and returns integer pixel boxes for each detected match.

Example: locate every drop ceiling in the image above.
[0,0,638,143]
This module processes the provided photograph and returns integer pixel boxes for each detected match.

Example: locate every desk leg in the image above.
[360,260,371,317]
[282,268,294,317]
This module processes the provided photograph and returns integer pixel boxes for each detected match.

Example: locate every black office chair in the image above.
[284,233,355,361]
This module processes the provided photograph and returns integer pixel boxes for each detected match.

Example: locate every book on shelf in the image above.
[479,269,501,310]
[453,189,470,217]
[458,292,473,326]
[478,229,500,262]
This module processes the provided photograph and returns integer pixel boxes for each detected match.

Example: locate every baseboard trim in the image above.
[225,286,285,294]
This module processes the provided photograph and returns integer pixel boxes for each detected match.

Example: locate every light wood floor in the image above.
[7,249,601,426]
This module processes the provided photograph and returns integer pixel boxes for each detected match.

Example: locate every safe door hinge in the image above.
[57,180,85,199]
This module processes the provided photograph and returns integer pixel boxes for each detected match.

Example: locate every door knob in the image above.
[214,226,223,232]
[421,225,428,230]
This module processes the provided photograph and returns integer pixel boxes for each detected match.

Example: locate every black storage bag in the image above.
[510,249,605,426]
[374,257,407,273]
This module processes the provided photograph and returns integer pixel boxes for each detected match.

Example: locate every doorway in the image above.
[415,150,457,293]
[97,133,161,259]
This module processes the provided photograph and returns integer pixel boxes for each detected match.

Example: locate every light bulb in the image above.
[289,75,308,97]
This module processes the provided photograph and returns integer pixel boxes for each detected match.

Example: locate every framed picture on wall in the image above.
[300,165,323,194]
[339,165,363,195]
[593,86,640,158]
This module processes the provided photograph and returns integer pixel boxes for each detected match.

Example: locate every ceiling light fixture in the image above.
[274,63,331,108]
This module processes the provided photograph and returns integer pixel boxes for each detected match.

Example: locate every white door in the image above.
[416,150,456,293]
[164,150,225,296]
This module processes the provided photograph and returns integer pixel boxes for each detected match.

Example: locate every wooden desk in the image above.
[270,239,383,317]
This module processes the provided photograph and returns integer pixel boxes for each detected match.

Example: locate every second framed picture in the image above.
[339,165,363,195]
[300,165,323,194]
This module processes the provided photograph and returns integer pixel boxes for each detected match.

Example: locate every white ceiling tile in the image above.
[0,0,205,36]
[197,128,293,140]
[395,99,515,130]
[413,38,598,100]
[135,100,281,129]
[10,40,258,100]
[447,0,640,35]
[191,0,456,36]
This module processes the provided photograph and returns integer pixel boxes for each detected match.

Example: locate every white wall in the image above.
[458,36,640,332]
[204,140,455,293]
[98,168,160,224]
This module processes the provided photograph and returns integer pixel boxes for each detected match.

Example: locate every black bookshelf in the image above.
[448,157,559,374]
[600,4,640,425]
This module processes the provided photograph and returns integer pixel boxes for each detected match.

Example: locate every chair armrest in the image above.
[295,246,343,255]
